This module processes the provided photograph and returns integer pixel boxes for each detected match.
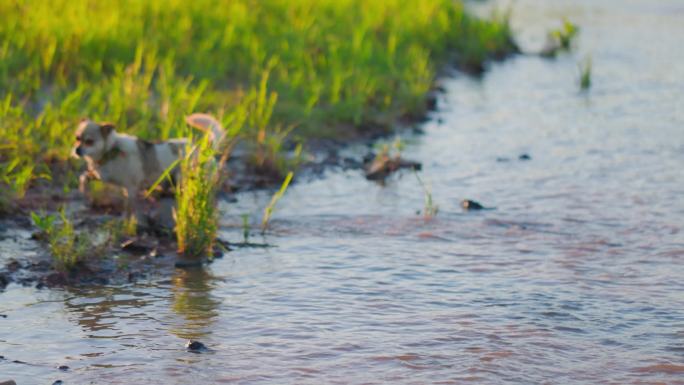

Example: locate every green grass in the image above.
[173,134,222,259]
[261,171,294,233]
[31,209,141,272]
[541,18,579,57]
[579,56,592,91]
[0,0,515,212]
[241,214,251,243]
[31,208,90,271]
[552,19,579,51]
[414,171,439,220]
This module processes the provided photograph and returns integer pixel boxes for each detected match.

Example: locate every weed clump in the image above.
[365,137,421,180]
[173,134,222,259]
[541,19,579,57]
[31,208,90,271]
[242,65,301,179]
[414,171,439,220]
[579,56,592,90]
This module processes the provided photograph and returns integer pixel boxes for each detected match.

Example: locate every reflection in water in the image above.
[169,267,219,340]
[64,286,149,334]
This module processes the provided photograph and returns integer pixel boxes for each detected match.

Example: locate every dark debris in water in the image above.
[120,237,157,254]
[364,152,422,181]
[186,340,209,353]
[220,240,273,249]
[497,153,532,162]
[461,199,495,211]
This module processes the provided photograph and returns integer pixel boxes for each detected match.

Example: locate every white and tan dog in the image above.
[72,113,224,217]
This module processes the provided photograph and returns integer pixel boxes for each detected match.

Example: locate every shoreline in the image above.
[0,0,518,288]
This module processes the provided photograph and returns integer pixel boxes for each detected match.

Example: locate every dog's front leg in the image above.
[79,171,94,193]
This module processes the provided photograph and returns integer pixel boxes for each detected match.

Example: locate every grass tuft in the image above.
[414,171,439,221]
[552,19,579,50]
[261,171,294,233]
[31,208,90,271]
[241,214,251,243]
[541,18,579,57]
[173,134,222,259]
[579,56,592,91]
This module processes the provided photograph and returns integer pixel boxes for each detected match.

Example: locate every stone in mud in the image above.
[41,272,67,288]
[52,381,63,385]
[0,380,17,385]
[6,260,21,273]
[461,199,492,211]
[518,153,532,161]
[28,260,51,272]
[57,365,69,371]
[127,271,144,282]
[186,340,208,352]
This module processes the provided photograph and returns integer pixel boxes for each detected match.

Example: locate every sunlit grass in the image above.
[31,208,90,271]
[0,0,515,208]
[552,19,579,50]
[541,18,579,57]
[173,134,222,259]
[579,56,592,91]
[31,208,142,272]
[261,171,294,233]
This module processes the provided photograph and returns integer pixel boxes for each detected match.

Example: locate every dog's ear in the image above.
[99,123,115,137]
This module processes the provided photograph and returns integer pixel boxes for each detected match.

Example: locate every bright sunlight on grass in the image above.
[0,0,515,211]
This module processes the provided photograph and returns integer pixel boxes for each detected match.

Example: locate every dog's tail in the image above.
[185,113,226,151]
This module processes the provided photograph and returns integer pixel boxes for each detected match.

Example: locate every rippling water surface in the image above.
[2,0,683,383]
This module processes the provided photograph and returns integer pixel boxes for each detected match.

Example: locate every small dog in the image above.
[72,113,225,217]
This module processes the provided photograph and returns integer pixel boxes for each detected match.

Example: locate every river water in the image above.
[1,0,683,383]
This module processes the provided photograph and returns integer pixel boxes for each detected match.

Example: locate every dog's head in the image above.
[72,119,115,161]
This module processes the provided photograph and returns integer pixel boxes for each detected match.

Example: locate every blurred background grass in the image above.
[0,0,515,209]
